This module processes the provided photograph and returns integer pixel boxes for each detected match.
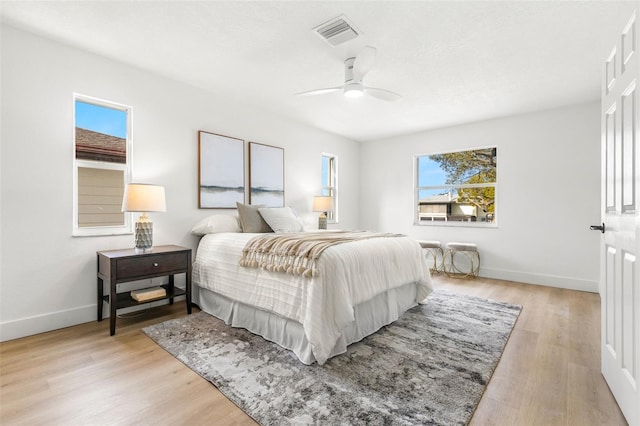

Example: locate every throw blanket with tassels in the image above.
[239,231,403,277]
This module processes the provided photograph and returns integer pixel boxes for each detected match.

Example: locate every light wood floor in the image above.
[0,276,627,425]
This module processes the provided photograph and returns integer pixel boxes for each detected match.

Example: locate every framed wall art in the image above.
[198,131,245,208]
[248,142,284,207]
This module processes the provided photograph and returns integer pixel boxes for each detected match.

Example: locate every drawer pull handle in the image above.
[153,262,159,267]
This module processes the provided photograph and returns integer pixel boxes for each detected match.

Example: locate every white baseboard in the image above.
[0,270,593,342]
[0,295,187,342]
[479,267,599,293]
[0,304,96,342]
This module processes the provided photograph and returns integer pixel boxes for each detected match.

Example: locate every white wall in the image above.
[360,102,602,292]
[0,24,603,342]
[0,25,360,341]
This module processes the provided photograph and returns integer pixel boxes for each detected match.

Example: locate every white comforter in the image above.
[193,232,433,364]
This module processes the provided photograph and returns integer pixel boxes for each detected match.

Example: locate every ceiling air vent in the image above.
[313,15,360,46]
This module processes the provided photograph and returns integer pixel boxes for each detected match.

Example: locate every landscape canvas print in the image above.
[199,131,245,208]
[249,142,284,207]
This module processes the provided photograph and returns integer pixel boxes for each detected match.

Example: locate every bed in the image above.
[192,227,433,365]
[191,205,433,365]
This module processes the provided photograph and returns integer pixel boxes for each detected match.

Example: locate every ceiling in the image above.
[1,1,636,142]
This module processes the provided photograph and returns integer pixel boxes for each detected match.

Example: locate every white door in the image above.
[599,9,640,425]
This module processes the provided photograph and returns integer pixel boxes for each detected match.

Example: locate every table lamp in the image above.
[312,196,333,230]
[122,183,166,253]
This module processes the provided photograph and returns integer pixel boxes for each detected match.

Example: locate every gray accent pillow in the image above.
[236,202,273,233]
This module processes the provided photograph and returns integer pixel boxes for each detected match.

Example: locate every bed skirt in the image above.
[194,282,420,365]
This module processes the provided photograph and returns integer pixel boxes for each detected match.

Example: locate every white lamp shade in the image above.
[313,196,333,212]
[122,184,166,212]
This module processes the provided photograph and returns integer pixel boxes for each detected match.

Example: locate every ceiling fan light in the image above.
[343,83,364,98]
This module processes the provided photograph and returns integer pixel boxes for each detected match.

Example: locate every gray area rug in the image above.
[143,290,521,425]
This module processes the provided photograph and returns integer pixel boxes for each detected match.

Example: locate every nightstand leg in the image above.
[97,277,103,322]
[186,260,192,314]
[168,275,175,305]
[110,279,117,336]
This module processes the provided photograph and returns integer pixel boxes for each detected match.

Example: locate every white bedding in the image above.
[192,232,433,364]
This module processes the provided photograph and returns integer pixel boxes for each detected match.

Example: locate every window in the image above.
[415,147,497,225]
[321,153,338,222]
[73,95,132,236]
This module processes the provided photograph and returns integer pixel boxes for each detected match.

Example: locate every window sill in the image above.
[73,227,133,237]
[414,221,497,229]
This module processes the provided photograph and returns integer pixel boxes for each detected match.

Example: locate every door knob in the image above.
[590,223,605,233]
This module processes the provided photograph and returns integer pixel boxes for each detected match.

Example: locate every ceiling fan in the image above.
[296,46,402,101]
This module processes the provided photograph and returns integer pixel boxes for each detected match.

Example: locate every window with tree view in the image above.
[416,147,497,225]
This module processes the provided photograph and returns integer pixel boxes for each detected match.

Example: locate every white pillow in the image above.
[298,212,321,232]
[258,207,304,233]
[191,214,241,236]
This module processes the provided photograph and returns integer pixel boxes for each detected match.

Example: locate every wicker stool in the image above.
[419,240,444,273]
[444,242,480,278]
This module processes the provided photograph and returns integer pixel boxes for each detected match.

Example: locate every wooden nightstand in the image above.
[97,245,192,335]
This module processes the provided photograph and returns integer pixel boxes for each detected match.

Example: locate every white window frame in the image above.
[414,146,497,228]
[72,94,133,237]
[322,153,338,223]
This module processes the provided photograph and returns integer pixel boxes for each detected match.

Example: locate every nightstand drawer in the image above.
[116,252,188,279]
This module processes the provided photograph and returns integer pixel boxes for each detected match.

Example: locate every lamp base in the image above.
[135,213,153,253]
[318,213,327,230]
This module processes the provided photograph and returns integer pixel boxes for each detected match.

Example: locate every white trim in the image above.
[0,304,95,342]
[72,93,133,237]
[0,297,186,342]
[479,267,598,293]
[414,146,497,227]
[322,152,339,223]
[415,220,498,228]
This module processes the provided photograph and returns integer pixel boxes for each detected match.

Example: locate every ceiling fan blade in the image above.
[352,46,377,81]
[364,87,402,101]
[295,87,343,96]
